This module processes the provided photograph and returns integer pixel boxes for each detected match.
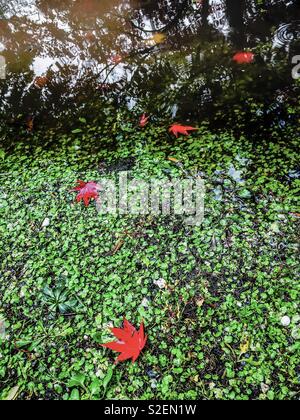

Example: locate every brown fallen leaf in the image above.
[240,338,250,355]
[167,157,179,163]
[290,212,300,217]
[111,239,124,255]
[5,386,19,400]
[34,76,49,89]
[84,31,96,43]
[26,116,34,132]
[196,296,205,307]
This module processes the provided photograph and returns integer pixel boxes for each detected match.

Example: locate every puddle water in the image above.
[0,0,299,129]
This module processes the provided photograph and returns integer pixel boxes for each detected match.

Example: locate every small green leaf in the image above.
[90,379,101,396]
[67,373,86,389]
[69,388,80,400]
[103,366,114,389]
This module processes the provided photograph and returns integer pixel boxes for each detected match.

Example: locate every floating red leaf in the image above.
[101,319,147,363]
[233,51,255,64]
[71,180,101,207]
[33,76,49,89]
[110,54,123,64]
[139,113,149,128]
[169,124,198,138]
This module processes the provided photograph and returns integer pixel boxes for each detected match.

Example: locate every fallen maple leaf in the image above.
[139,113,149,128]
[26,116,34,132]
[101,319,147,363]
[110,54,123,64]
[111,239,124,255]
[33,76,49,89]
[71,180,101,207]
[167,157,179,163]
[233,51,255,64]
[169,124,198,138]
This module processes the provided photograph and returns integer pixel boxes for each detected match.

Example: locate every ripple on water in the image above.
[273,20,300,48]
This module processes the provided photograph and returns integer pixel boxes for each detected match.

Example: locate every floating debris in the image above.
[33,76,49,89]
[233,52,255,64]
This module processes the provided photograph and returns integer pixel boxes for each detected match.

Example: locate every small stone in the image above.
[141,298,149,308]
[150,379,157,389]
[154,278,166,289]
[261,383,270,394]
[147,370,157,379]
[42,218,50,228]
[281,316,291,327]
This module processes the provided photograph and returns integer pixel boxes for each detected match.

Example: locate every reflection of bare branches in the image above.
[129,0,190,34]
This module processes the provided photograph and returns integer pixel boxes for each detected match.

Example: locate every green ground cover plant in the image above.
[0,111,299,400]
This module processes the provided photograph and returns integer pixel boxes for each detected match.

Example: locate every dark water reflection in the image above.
[0,0,299,132]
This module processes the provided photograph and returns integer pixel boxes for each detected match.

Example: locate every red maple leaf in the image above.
[110,54,123,64]
[233,51,255,64]
[71,180,101,207]
[101,319,147,363]
[139,113,149,128]
[169,124,198,138]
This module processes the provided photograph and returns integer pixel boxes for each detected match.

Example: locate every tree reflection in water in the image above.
[0,0,299,133]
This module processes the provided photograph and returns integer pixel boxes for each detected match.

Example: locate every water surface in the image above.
[0,0,299,130]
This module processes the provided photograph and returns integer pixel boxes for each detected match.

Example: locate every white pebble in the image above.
[141,298,149,308]
[281,316,291,327]
[154,278,166,289]
[42,218,50,228]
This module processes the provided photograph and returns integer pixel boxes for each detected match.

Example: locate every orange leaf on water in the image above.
[33,76,49,89]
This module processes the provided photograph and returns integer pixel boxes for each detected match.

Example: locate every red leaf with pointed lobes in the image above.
[101,319,147,364]
[169,124,198,138]
[71,180,101,207]
[233,51,255,64]
[139,113,149,128]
